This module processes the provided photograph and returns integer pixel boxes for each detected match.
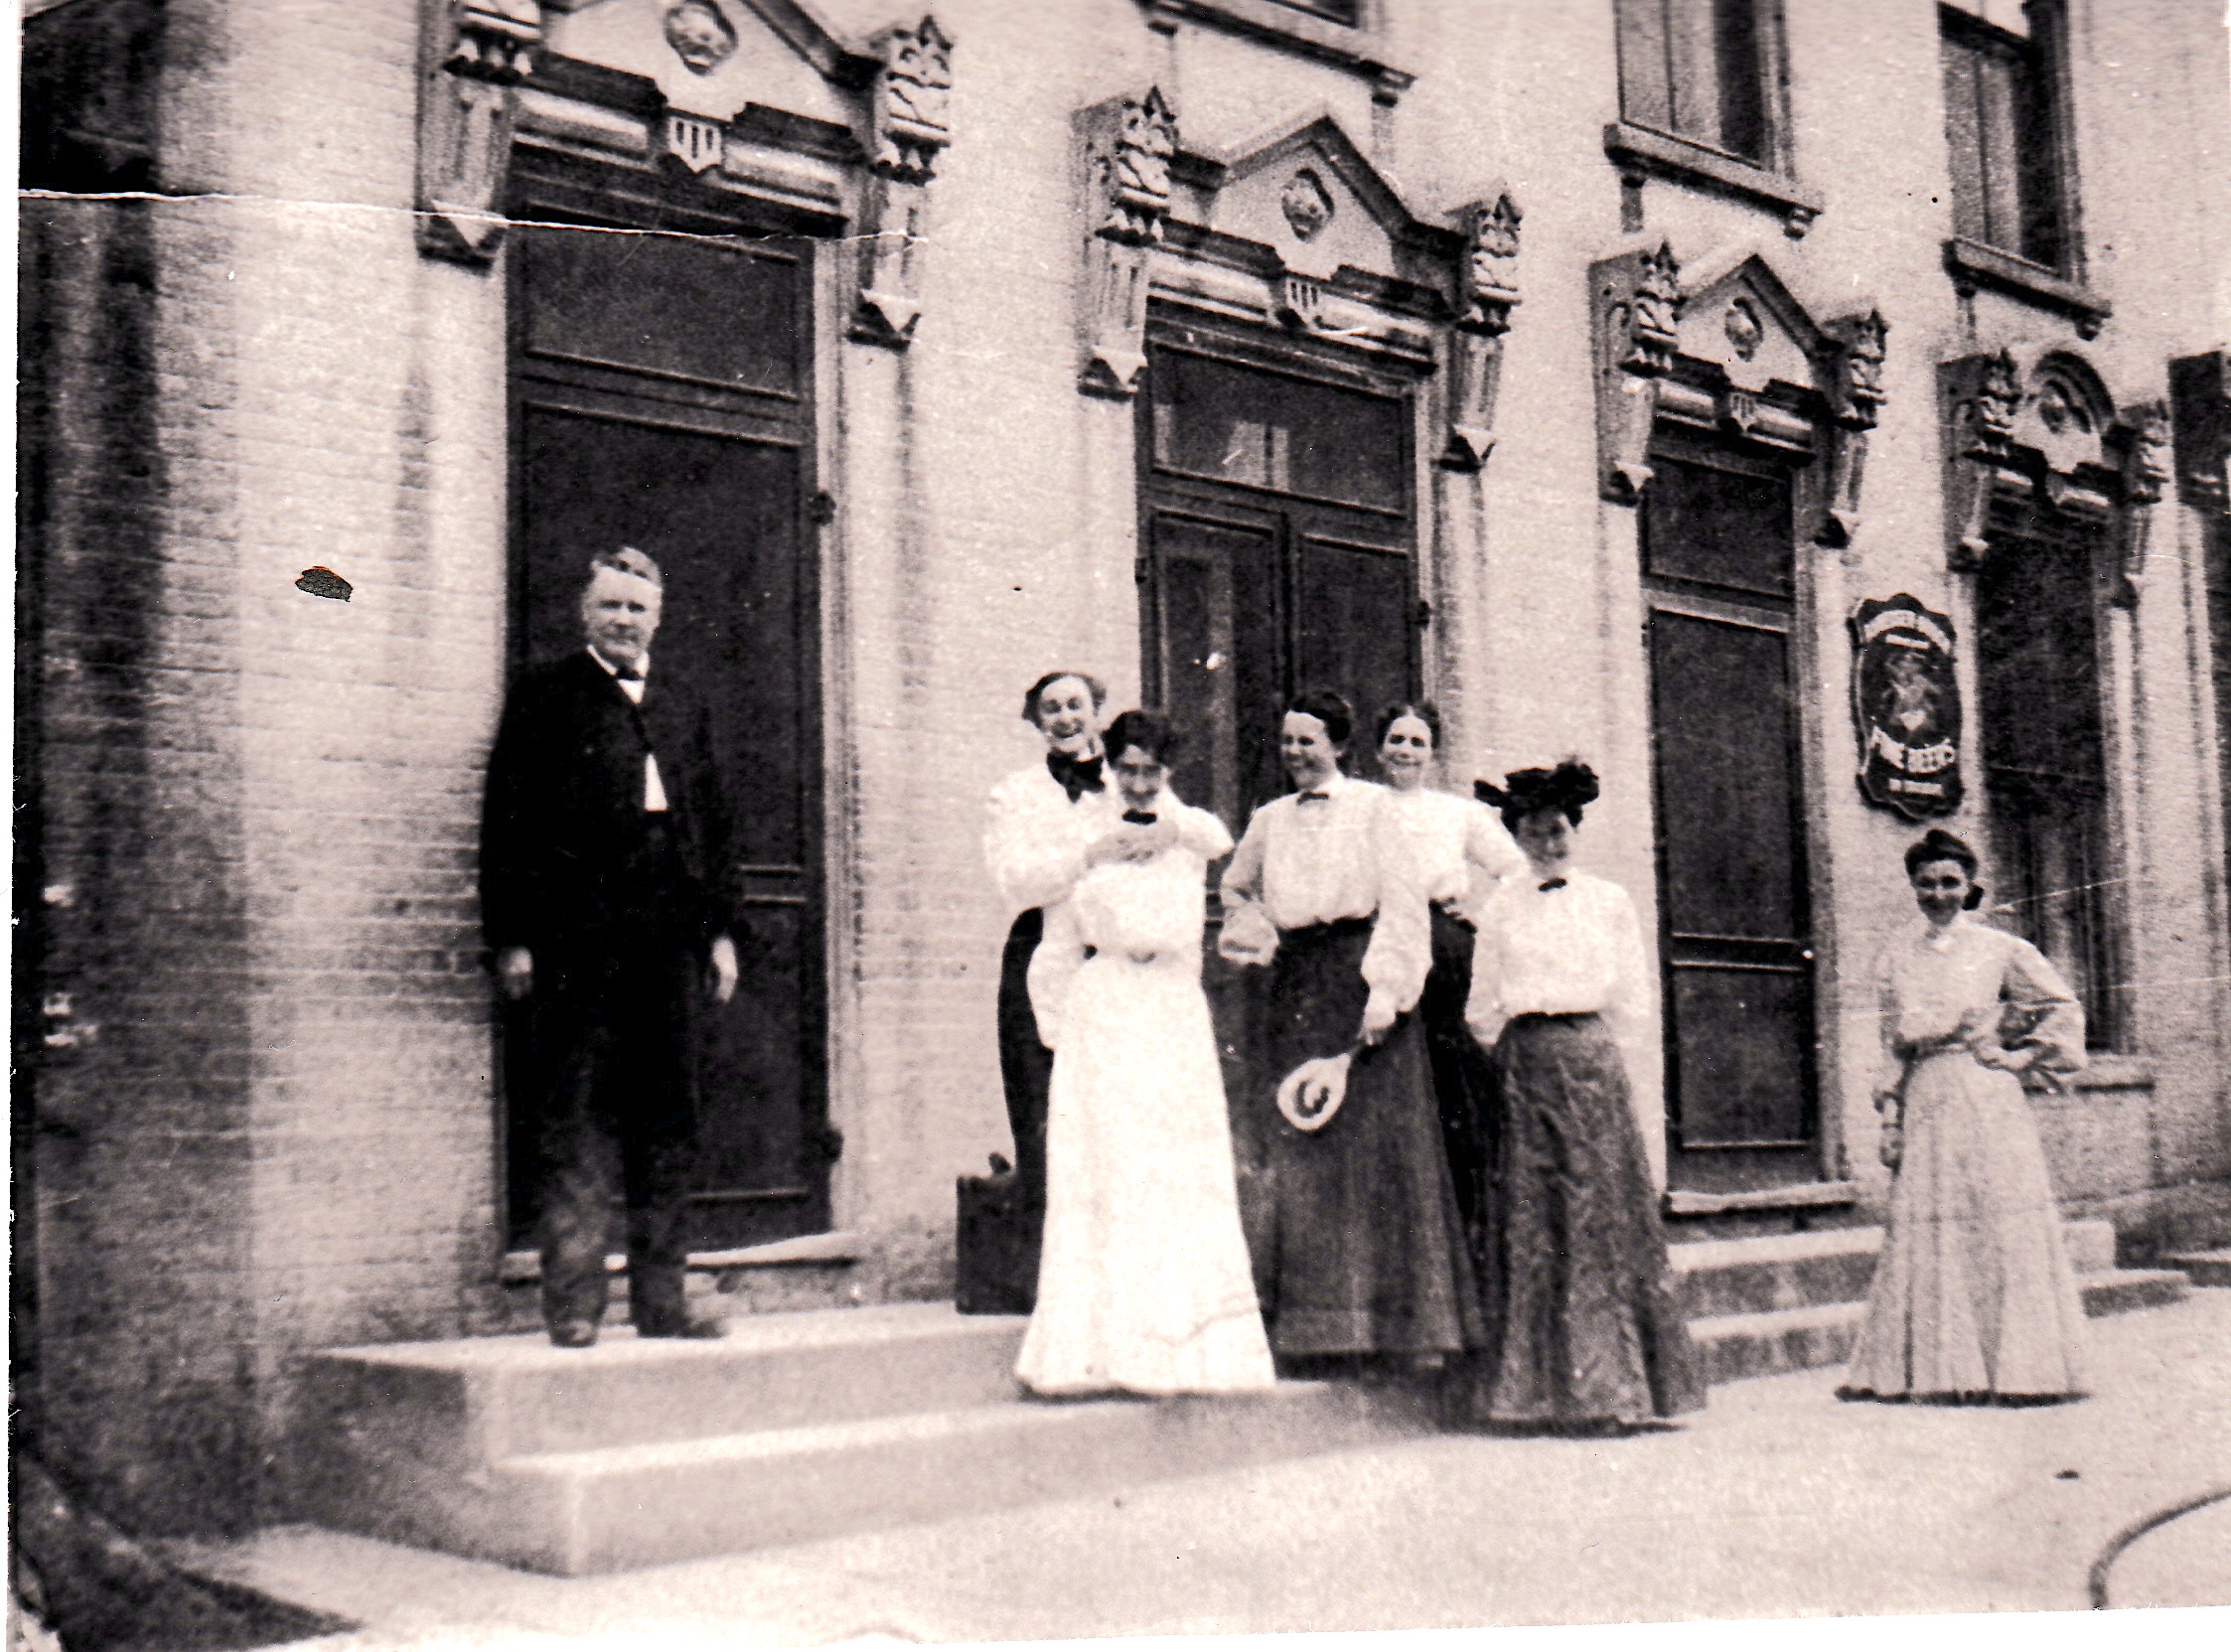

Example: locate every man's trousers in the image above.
[530,943,702,1334]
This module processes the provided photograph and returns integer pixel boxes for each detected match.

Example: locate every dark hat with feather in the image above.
[1476,758,1600,827]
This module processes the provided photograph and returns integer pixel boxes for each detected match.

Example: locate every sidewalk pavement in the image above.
[194,1290,2231,1650]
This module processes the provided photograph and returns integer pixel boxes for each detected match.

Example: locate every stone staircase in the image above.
[292,1302,1434,1577]
[1678,1219,2192,1386]
[292,1220,2193,1577]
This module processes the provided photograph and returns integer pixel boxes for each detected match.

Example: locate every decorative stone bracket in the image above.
[850,15,953,348]
[415,0,543,265]
[1818,309,1887,549]
[1940,345,2158,604]
[1588,240,1682,503]
[1076,87,1178,398]
[1442,192,1522,471]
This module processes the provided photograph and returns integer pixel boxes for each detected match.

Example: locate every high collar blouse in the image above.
[1465,868,1648,1046]
[983,756,1120,918]
[1220,773,1431,1012]
[1873,914,2086,1090]
[1379,785,1528,908]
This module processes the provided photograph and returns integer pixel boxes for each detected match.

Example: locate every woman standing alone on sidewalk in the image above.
[1841,828,2090,1406]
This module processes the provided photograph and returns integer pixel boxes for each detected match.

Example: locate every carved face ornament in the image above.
[1280,169,1335,242]
[665,0,738,75]
[1723,297,1764,362]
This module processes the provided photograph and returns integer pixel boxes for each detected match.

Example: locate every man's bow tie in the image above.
[1121,810,1158,826]
[610,660,645,681]
[1538,877,1567,892]
[1048,751,1105,802]
[1296,789,1332,805]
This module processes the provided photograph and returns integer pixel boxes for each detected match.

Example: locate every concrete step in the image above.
[298,1302,1027,1463]
[1670,1227,1881,1319]
[1688,1300,1866,1386]
[2081,1268,2191,1317]
[2164,1250,2231,1287]
[316,1378,1432,1577]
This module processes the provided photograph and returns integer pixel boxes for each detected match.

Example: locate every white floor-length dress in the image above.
[1014,797,1276,1396]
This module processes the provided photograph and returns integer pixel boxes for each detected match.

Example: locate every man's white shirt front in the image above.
[588,647,669,813]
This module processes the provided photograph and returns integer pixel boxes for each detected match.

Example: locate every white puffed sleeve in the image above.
[984,767,1104,916]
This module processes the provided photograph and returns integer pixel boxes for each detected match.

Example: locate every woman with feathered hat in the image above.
[1453,759,1705,1431]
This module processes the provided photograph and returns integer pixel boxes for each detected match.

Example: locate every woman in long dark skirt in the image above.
[1454,760,1704,1431]
[1373,701,1527,1262]
[1218,690,1482,1371]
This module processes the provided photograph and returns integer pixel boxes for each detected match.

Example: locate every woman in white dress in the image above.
[1842,828,2090,1405]
[1374,701,1526,1255]
[1016,710,1276,1397]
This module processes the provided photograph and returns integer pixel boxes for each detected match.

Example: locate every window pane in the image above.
[1978,525,2118,1048]
[1641,457,1793,601]
[1665,0,1721,144]
[1941,35,1992,243]
[2011,61,2066,266]
[1617,0,1675,133]
[1973,44,2024,254]
[1152,353,1407,512]
[1712,0,1767,161]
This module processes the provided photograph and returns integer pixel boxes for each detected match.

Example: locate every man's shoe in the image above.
[637,1314,726,1341]
[548,1319,599,1349]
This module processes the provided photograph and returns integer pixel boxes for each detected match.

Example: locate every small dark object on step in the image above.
[956,1155,1040,1316]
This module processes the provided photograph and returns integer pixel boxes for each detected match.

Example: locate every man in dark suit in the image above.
[482,546,738,1348]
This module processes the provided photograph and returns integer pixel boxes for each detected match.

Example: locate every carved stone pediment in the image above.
[1939,344,2158,599]
[1588,242,1874,532]
[1674,251,1830,403]
[541,0,866,124]
[1178,110,1411,287]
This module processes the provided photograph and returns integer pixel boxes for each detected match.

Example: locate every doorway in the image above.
[502,201,830,1254]
[1642,449,1821,1193]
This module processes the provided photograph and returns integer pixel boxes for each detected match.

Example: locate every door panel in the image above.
[1643,453,1818,1193]
[1145,510,1281,835]
[507,222,826,1254]
[1295,535,1415,749]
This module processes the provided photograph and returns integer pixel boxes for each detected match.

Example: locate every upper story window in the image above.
[1616,0,1772,167]
[1940,4,2069,271]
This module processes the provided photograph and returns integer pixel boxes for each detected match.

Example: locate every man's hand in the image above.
[709,935,739,1004]
[497,946,533,1001]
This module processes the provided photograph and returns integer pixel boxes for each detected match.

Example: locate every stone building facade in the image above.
[17,0,2231,1534]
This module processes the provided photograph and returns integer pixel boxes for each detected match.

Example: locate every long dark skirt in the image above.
[1455,1011,1704,1426]
[1419,903,1499,1262]
[995,908,1053,1200]
[1254,918,1483,1358]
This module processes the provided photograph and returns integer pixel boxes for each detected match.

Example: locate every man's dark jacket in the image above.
[481,651,736,961]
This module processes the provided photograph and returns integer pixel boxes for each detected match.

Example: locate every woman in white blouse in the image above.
[1219,690,1481,1371]
[1841,828,2089,1404]
[1455,760,1704,1432]
[1375,701,1527,1258]
[983,673,1125,1231]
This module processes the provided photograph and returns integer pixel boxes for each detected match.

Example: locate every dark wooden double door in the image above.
[1643,451,1821,1193]
[501,193,830,1252]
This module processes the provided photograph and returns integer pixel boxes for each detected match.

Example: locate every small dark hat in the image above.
[1476,758,1600,825]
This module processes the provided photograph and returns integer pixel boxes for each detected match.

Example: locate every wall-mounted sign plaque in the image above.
[1851,593,1963,820]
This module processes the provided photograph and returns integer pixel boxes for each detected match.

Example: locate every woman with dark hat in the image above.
[1841,827,2090,1405]
[1455,759,1705,1432]
[1218,689,1482,1373]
